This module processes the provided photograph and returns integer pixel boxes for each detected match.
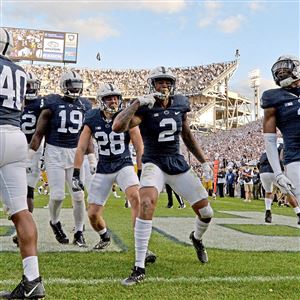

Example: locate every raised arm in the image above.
[113,93,160,132]
[112,100,142,133]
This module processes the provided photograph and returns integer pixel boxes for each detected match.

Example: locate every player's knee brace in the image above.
[73,190,84,202]
[27,186,34,199]
[198,204,213,223]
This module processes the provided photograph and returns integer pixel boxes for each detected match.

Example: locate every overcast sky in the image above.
[1,0,299,98]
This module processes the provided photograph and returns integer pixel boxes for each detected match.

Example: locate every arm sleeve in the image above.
[264,133,282,176]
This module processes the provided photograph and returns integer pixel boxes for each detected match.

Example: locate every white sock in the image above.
[194,217,209,240]
[293,207,300,214]
[23,256,39,281]
[73,200,85,232]
[265,198,272,211]
[49,199,63,224]
[98,228,107,236]
[135,218,152,269]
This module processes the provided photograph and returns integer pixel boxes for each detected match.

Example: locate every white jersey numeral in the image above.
[158,118,177,142]
[95,131,125,156]
[21,113,36,134]
[0,65,26,110]
[58,110,83,133]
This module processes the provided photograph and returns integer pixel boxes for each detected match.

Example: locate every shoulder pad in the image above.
[85,108,98,118]
[40,94,60,109]
[261,88,298,109]
[173,94,191,112]
[84,108,100,127]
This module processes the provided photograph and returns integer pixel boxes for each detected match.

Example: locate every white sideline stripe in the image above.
[1,276,300,285]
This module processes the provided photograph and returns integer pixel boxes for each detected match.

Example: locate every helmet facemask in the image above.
[272,56,300,88]
[96,83,123,115]
[151,78,175,101]
[147,66,176,101]
[99,95,122,115]
[60,71,83,99]
[25,72,41,100]
[26,80,41,100]
[62,79,83,99]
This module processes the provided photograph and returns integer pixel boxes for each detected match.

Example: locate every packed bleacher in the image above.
[22,61,236,98]
[182,119,264,170]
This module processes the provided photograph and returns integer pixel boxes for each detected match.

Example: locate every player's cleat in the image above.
[145,249,157,265]
[265,210,272,223]
[0,275,45,299]
[93,236,111,250]
[178,204,186,209]
[73,231,86,247]
[166,204,173,208]
[121,266,145,286]
[189,231,208,263]
[50,221,69,244]
[297,213,300,225]
[12,235,19,247]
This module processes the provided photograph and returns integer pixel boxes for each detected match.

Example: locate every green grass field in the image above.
[1,191,300,300]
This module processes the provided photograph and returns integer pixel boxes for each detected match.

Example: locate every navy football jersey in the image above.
[261,88,300,165]
[136,94,190,175]
[21,97,42,144]
[84,108,133,174]
[0,56,27,127]
[41,94,92,148]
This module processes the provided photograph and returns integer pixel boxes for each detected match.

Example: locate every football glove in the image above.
[137,93,161,109]
[72,168,84,192]
[275,173,295,195]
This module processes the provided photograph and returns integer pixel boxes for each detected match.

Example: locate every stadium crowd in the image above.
[22,61,236,97]
[185,119,264,169]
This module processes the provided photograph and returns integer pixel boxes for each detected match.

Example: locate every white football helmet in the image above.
[147,66,176,96]
[59,70,83,99]
[25,72,41,100]
[96,83,122,114]
[271,55,300,88]
[0,27,13,58]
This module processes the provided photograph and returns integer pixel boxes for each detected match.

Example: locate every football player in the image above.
[0,27,45,299]
[29,70,92,247]
[262,55,300,224]
[72,84,147,251]
[20,71,43,212]
[113,66,213,285]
